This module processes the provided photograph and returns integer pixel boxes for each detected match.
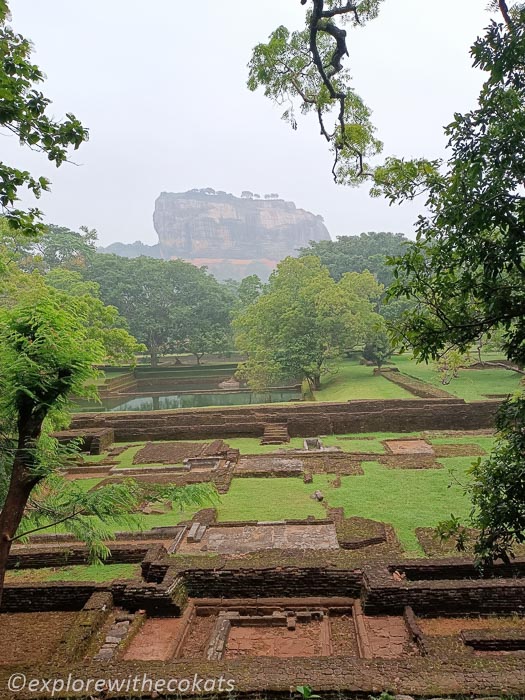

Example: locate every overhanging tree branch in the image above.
[499,0,513,29]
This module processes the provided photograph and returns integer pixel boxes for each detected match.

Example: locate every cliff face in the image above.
[153,190,330,280]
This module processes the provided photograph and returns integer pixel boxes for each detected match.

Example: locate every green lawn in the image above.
[392,354,523,402]
[60,449,482,554]
[144,453,476,552]
[6,563,139,583]
[428,435,496,452]
[321,435,386,453]
[61,428,495,554]
[79,431,466,468]
[70,477,103,492]
[317,457,474,554]
[216,478,326,521]
[80,453,112,463]
[79,443,171,469]
[313,360,414,402]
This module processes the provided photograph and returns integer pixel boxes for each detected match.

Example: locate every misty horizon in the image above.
[4,1,493,247]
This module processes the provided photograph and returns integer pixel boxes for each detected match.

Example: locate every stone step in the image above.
[194,524,207,543]
[187,522,200,543]
[261,423,290,445]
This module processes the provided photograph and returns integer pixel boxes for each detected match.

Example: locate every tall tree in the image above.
[0,287,103,604]
[0,2,88,236]
[27,225,97,272]
[0,274,213,604]
[84,254,234,366]
[234,256,382,390]
[300,232,409,286]
[378,6,525,562]
[231,274,264,316]
[45,268,145,364]
[253,1,525,563]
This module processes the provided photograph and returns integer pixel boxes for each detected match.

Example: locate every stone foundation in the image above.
[71,398,499,441]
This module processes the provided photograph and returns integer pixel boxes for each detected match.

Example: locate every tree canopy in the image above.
[251,1,525,563]
[0,285,102,602]
[381,6,525,562]
[385,10,525,368]
[300,232,409,285]
[234,256,383,390]
[84,253,234,365]
[0,2,88,236]
[248,0,384,183]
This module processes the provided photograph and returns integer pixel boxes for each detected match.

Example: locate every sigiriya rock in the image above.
[152,189,330,280]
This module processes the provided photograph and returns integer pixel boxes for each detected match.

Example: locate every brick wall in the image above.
[51,591,113,662]
[71,398,499,441]
[363,559,525,615]
[182,567,362,598]
[112,573,187,615]
[7,544,151,570]
[1,583,101,612]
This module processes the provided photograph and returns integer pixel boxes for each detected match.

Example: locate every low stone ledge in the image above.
[461,628,525,651]
[363,559,525,615]
[7,543,151,570]
[0,582,104,612]
[52,591,113,663]
[51,427,114,455]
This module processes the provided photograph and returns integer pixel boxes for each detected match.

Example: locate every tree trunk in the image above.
[312,372,321,391]
[0,408,45,608]
[0,458,40,608]
[150,346,158,367]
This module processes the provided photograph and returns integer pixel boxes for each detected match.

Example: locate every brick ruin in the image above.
[70,397,499,441]
[2,541,525,697]
[4,402,525,698]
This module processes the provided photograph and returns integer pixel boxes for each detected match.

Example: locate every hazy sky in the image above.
[5,1,494,246]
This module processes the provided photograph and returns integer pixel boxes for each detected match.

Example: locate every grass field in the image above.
[61,428,496,555]
[6,563,139,583]
[216,478,326,521]
[28,452,481,555]
[319,458,473,554]
[84,432,435,463]
[222,437,305,453]
[143,455,477,553]
[209,455,474,554]
[70,477,104,492]
[392,354,522,402]
[313,360,413,402]
[429,435,496,451]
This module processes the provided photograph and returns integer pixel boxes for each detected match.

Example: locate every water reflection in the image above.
[73,389,301,412]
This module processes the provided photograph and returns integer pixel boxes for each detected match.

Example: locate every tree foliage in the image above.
[24,224,97,272]
[362,324,392,369]
[0,281,214,602]
[378,6,525,561]
[300,232,409,286]
[248,0,383,182]
[0,226,144,365]
[0,286,103,602]
[0,2,88,235]
[84,254,234,365]
[434,349,471,386]
[466,394,525,564]
[386,11,525,368]
[234,256,382,390]
[251,2,525,561]
[45,268,145,365]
